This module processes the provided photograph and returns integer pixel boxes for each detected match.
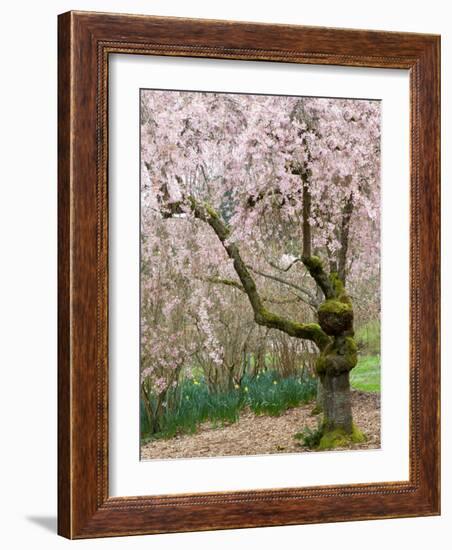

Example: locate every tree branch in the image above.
[246,264,317,305]
[267,257,303,272]
[337,191,354,284]
[199,276,245,293]
[302,176,312,257]
[301,255,336,300]
[165,196,336,303]
[186,198,330,351]
[295,168,336,300]
[201,275,313,307]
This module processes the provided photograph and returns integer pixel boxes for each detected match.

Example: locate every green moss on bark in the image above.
[318,299,353,336]
[315,336,357,376]
[318,300,351,315]
[254,308,330,350]
[303,255,323,272]
[318,424,366,450]
[329,271,345,296]
[344,336,358,366]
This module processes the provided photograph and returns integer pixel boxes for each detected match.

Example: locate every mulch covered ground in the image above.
[140,390,380,460]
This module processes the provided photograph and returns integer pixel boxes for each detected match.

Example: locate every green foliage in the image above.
[245,371,317,417]
[294,425,323,449]
[162,385,244,439]
[350,354,381,392]
[141,369,317,442]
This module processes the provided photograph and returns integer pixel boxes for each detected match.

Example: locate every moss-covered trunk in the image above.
[317,369,365,449]
[313,279,365,448]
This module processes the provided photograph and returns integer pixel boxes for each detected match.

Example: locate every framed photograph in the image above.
[58,11,440,538]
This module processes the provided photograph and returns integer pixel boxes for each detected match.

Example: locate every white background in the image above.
[0,1,449,548]
[110,56,409,496]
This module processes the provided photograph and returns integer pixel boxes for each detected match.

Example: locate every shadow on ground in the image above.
[26,516,57,533]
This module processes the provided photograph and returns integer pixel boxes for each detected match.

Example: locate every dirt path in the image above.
[141,390,380,460]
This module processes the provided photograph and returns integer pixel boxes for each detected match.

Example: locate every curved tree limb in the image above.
[201,275,315,307]
[246,265,318,306]
[187,198,330,351]
[267,257,303,272]
[201,276,245,293]
[301,256,336,299]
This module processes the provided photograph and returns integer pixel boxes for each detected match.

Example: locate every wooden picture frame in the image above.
[58,10,440,539]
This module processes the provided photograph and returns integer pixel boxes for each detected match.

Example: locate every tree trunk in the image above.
[311,378,324,415]
[320,371,352,433]
[314,282,366,448]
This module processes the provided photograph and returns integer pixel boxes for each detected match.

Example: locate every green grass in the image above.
[350,355,381,393]
[353,320,381,392]
[355,320,380,356]
[141,370,317,443]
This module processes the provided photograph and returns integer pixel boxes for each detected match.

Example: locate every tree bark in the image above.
[320,371,352,433]
[314,280,365,446]
[337,192,354,284]
[302,179,312,258]
[311,378,324,415]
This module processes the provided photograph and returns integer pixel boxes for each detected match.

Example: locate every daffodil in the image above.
[244,387,249,393]
[273,380,278,385]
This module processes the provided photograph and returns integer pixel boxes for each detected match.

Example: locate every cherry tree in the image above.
[140,89,380,448]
